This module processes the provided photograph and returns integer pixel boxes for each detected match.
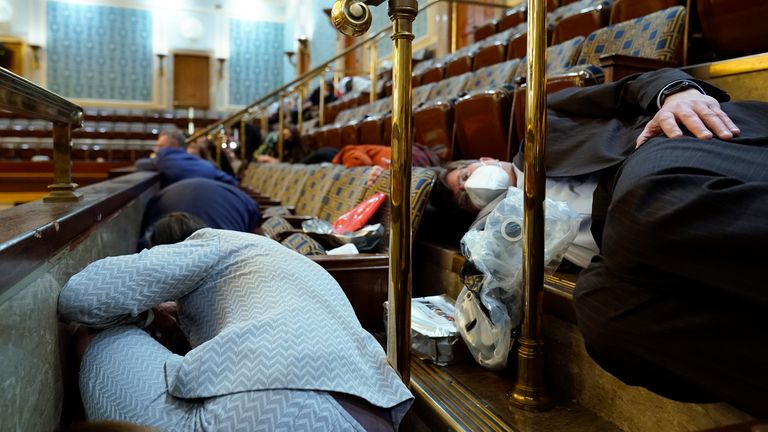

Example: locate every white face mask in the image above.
[464,163,510,209]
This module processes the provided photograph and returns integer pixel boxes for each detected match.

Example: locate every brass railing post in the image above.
[44,119,83,203]
[239,115,247,161]
[450,1,458,53]
[278,90,285,161]
[298,87,305,133]
[369,41,378,104]
[386,0,418,384]
[510,0,553,411]
[319,71,327,127]
[215,128,225,167]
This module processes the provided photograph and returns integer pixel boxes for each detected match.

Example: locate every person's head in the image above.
[433,158,516,212]
[155,131,188,152]
[148,212,207,247]
[187,140,213,161]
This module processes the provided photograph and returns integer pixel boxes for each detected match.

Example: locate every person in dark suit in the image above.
[435,68,767,416]
[139,178,260,250]
[136,131,237,188]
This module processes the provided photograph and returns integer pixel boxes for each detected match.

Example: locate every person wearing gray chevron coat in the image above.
[58,228,413,431]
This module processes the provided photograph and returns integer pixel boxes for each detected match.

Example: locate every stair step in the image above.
[411,357,621,432]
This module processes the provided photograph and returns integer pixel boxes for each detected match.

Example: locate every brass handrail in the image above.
[510,0,551,411]
[187,0,512,146]
[0,68,83,126]
[0,67,84,203]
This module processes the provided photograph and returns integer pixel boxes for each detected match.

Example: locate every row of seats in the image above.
[318,0,682,129]
[301,6,686,163]
[0,144,153,162]
[476,0,768,61]
[240,162,435,256]
[0,107,227,124]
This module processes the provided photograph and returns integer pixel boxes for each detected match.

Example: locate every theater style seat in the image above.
[473,23,528,70]
[280,166,436,255]
[412,73,474,161]
[609,0,680,24]
[569,5,686,81]
[550,0,612,45]
[378,83,437,147]
[454,37,583,161]
[697,0,768,57]
[339,97,391,146]
[442,43,483,78]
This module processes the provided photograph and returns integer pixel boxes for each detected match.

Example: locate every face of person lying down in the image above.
[446,158,516,211]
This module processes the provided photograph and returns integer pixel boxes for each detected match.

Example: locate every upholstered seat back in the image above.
[427,73,473,101]
[294,164,344,216]
[465,58,522,93]
[317,166,373,222]
[515,36,586,79]
[362,167,436,252]
[282,164,316,207]
[575,6,686,66]
[548,0,612,29]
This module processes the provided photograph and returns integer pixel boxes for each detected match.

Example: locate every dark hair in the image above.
[430,159,478,212]
[148,212,207,247]
[159,130,189,149]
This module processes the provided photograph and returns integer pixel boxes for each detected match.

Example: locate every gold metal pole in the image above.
[683,0,691,66]
[387,0,418,385]
[216,129,225,166]
[510,0,552,411]
[278,90,285,161]
[450,1,458,53]
[44,122,82,203]
[319,71,327,127]
[298,87,304,133]
[369,41,378,104]
[239,116,247,161]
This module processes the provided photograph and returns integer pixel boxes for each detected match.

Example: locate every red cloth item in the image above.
[332,144,440,169]
[332,192,387,234]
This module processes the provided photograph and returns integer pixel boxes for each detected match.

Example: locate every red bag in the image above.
[332,192,387,234]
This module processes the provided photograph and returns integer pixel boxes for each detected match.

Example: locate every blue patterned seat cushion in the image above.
[576,6,686,66]
[260,216,293,239]
[466,58,521,92]
[280,233,327,255]
[514,36,586,79]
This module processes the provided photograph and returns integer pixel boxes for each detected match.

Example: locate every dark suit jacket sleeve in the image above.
[547,68,730,117]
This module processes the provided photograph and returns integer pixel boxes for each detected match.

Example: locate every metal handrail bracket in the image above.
[0,67,84,203]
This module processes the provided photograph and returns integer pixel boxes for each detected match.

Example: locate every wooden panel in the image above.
[173,53,210,109]
[0,41,24,76]
[457,0,502,48]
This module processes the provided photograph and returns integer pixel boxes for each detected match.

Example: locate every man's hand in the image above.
[636,89,740,148]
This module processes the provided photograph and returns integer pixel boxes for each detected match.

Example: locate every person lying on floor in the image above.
[59,212,413,431]
[430,68,768,417]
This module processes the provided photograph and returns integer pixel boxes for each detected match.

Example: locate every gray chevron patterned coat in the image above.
[59,228,413,431]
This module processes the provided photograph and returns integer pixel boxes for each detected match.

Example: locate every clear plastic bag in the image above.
[301,218,385,251]
[455,187,581,369]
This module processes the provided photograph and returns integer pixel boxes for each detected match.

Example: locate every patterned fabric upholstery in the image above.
[317,167,372,222]
[258,163,291,198]
[269,164,304,201]
[514,36,586,79]
[413,84,435,107]
[363,167,436,252]
[294,164,343,216]
[413,58,436,77]
[371,96,391,115]
[466,58,521,92]
[482,21,528,45]
[282,165,317,207]
[548,0,612,29]
[441,43,481,65]
[427,73,473,100]
[575,6,686,66]
[280,233,327,256]
[260,216,293,240]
